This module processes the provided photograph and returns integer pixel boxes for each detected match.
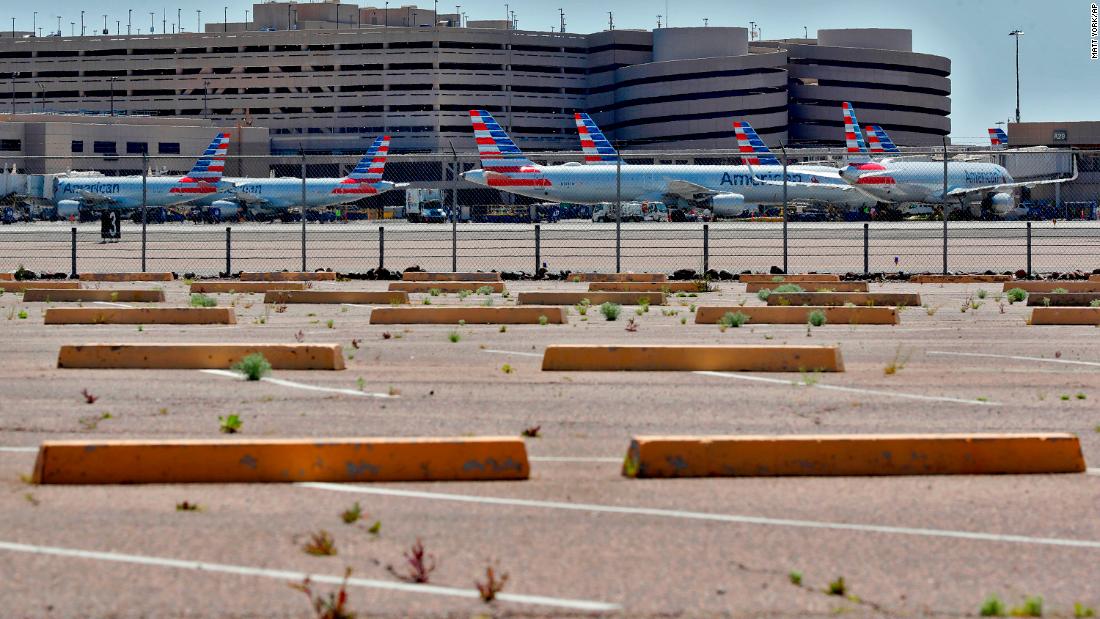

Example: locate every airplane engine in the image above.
[707,193,752,218]
[210,200,241,220]
[56,200,81,219]
[981,192,1015,216]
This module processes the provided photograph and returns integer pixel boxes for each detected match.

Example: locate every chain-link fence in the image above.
[1,147,1097,276]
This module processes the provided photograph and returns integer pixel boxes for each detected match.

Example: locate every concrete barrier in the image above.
[190,282,308,293]
[569,273,668,282]
[402,272,501,282]
[240,271,337,281]
[57,343,345,370]
[589,282,708,293]
[0,281,81,292]
[517,291,666,305]
[390,281,505,293]
[695,306,898,325]
[264,290,410,305]
[1003,281,1100,293]
[0,272,12,280]
[1025,293,1100,306]
[622,433,1085,478]
[370,306,566,324]
[744,281,868,293]
[23,289,165,302]
[44,307,236,325]
[31,436,530,484]
[1091,274,1100,282]
[911,274,1012,283]
[1030,307,1100,325]
[79,272,174,282]
[766,292,920,307]
[739,274,840,283]
[542,345,843,372]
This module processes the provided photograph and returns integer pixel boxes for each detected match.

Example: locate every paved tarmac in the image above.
[2,279,1099,617]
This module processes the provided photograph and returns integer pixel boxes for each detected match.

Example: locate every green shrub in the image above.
[1090,299,1100,307]
[808,310,827,327]
[719,311,749,328]
[1052,287,1069,294]
[189,293,217,307]
[476,286,494,295]
[448,331,460,343]
[1010,596,1043,617]
[773,283,804,293]
[218,414,242,433]
[1006,288,1028,304]
[599,302,621,321]
[757,288,772,301]
[976,289,988,299]
[428,287,442,296]
[538,315,549,326]
[233,353,271,381]
[980,594,1006,617]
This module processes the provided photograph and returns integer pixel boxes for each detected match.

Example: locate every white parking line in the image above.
[199,369,394,398]
[0,540,619,612]
[696,371,998,406]
[530,456,621,463]
[300,483,1100,550]
[92,301,134,308]
[341,303,379,309]
[928,350,1100,368]
[0,446,37,453]
[1088,468,1100,476]
[483,349,542,358]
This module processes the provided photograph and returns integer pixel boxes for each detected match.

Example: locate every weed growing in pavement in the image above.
[625,317,638,331]
[356,377,365,391]
[387,386,401,397]
[501,364,513,374]
[788,571,803,586]
[340,502,363,524]
[980,594,1006,616]
[1052,287,1069,294]
[883,345,912,376]
[808,310,827,327]
[719,311,749,328]
[923,304,938,316]
[521,425,541,438]
[970,299,984,310]
[826,577,847,596]
[662,308,678,317]
[600,302,621,321]
[421,297,432,305]
[634,306,645,316]
[234,353,271,381]
[1007,288,1028,303]
[1061,394,1071,401]
[1009,596,1043,617]
[326,319,335,329]
[538,314,549,325]
[1074,602,1096,617]
[689,303,697,312]
[78,412,112,431]
[800,368,821,387]
[340,305,347,313]
[294,330,305,342]
[481,297,494,307]
[499,325,507,333]
[638,297,651,313]
[977,289,988,299]
[302,530,338,556]
[756,288,772,301]
[1077,393,1087,400]
[24,493,39,506]
[387,539,437,583]
[175,501,201,512]
[501,290,510,299]
[429,288,442,296]
[218,414,242,434]
[447,331,460,343]
[1091,299,1100,308]
[575,298,591,315]
[136,324,143,332]
[994,293,1004,302]
[475,563,509,603]
[1041,297,1052,307]
[189,293,217,307]
[17,309,27,319]
[366,520,381,535]
[774,283,804,293]
[291,567,356,619]
[476,286,494,295]
[458,289,472,300]
[680,316,687,325]
[81,389,98,404]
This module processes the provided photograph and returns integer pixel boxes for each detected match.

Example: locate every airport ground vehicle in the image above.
[591,201,669,222]
[404,188,447,223]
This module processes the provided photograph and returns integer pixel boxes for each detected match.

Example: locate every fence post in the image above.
[225,226,231,276]
[378,225,385,271]
[534,224,541,274]
[702,223,709,273]
[942,137,949,275]
[615,152,621,273]
[863,222,869,275]
[70,226,77,278]
[1026,221,1032,277]
[300,154,307,272]
[451,152,458,272]
[781,145,789,273]
[141,152,148,272]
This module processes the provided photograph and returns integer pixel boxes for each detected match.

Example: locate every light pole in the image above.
[1009,29,1024,124]
[127,10,131,35]
[196,9,202,33]
[149,12,155,33]
[32,12,36,37]
[223,7,227,32]
[102,15,107,35]
[385,1,389,27]
[81,10,85,35]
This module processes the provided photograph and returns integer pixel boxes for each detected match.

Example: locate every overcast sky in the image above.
[7,0,1098,142]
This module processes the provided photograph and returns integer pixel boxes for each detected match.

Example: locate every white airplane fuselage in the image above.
[840,161,1017,215]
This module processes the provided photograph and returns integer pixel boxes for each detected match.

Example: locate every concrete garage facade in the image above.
[0,6,951,156]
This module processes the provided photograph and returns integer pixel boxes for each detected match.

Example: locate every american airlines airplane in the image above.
[988,128,1009,149]
[207,136,406,218]
[461,110,873,217]
[53,133,232,218]
[835,103,1074,217]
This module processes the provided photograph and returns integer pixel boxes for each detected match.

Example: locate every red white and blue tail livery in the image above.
[183,132,231,182]
[733,121,780,165]
[346,136,391,183]
[865,125,900,154]
[469,109,536,171]
[842,102,869,157]
[988,128,1009,149]
[574,113,621,164]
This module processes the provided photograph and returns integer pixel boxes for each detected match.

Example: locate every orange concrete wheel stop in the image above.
[31,436,529,484]
[542,345,843,372]
[766,292,920,307]
[744,281,868,293]
[45,307,236,325]
[402,272,501,282]
[1002,281,1100,293]
[621,433,1085,478]
[389,281,505,293]
[569,273,668,283]
[0,272,12,280]
[190,282,308,293]
[0,281,81,292]
[517,291,666,305]
[1030,307,1100,325]
[240,271,337,281]
[57,343,345,370]
[739,274,839,283]
[23,289,165,302]
[370,306,566,324]
[911,274,1011,283]
[79,272,174,282]
[695,306,898,325]
[589,282,707,293]
[264,290,409,304]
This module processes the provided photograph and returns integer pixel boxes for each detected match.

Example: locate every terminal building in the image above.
[0,1,952,161]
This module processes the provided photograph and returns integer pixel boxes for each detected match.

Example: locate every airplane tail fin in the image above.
[574,112,620,164]
[733,120,780,165]
[865,125,900,154]
[988,127,1009,149]
[469,109,535,170]
[345,136,391,182]
[842,102,870,161]
[186,132,231,182]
